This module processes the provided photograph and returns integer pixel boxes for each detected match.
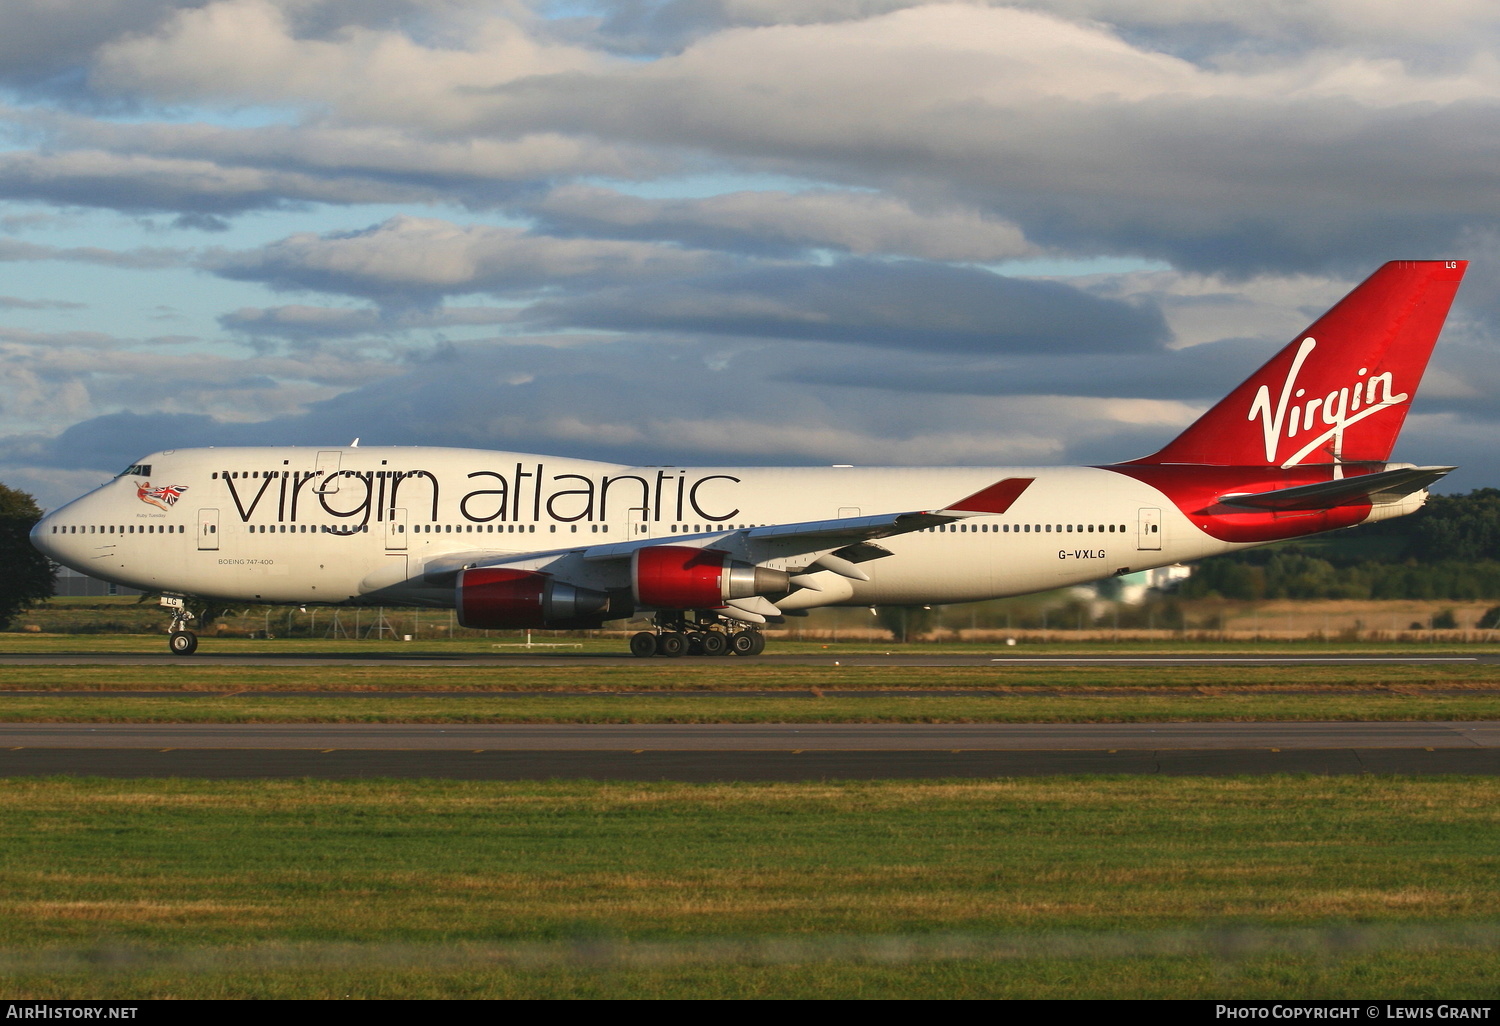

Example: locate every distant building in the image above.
[1076,564,1193,606]
[52,567,141,598]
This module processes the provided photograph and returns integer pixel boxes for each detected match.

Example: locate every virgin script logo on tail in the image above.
[1247,338,1408,467]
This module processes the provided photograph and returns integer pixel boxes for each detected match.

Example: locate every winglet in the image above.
[940,477,1034,515]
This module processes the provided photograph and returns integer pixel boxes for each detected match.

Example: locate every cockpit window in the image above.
[118,464,151,478]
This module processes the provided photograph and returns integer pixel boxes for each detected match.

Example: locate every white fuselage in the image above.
[33,445,1253,611]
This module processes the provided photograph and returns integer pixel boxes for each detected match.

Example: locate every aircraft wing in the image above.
[420,476,1034,584]
[582,475,1034,578]
[1218,465,1454,512]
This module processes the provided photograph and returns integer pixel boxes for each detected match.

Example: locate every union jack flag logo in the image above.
[138,482,188,511]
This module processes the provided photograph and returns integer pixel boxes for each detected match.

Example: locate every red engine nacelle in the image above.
[632,546,789,610]
[456,567,610,629]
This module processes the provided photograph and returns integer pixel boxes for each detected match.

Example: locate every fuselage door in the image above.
[628,506,652,539]
[386,507,408,551]
[314,450,341,494]
[1137,507,1162,550]
[197,508,220,551]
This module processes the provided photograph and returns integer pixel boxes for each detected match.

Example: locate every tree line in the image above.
[1179,489,1500,601]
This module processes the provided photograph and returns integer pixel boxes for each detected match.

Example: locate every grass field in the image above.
[3,776,1500,999]
[7,636,1500,998]
[3,661,1500,722]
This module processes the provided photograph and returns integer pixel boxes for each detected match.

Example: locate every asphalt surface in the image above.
[4,721,1498,780]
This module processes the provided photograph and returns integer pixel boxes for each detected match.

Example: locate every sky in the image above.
[4,0,1500,510]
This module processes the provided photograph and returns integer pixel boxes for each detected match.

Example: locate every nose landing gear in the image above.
[628,612,765,657]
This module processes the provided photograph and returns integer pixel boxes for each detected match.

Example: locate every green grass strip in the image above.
[10,691,1500,722]
[3,776,1500,997]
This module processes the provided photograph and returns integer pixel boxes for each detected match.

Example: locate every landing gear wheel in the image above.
[729,631,758,657]
[687,634,706,656]
[747,631,766,656]
[629,632,657,658]
[657,632,686,657]
[168,631,198,656]
[700,632,729,657]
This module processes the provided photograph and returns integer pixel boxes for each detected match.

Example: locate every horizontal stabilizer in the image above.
[1218,466,1454,512]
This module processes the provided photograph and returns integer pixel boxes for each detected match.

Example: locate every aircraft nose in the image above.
[30,512,63,561]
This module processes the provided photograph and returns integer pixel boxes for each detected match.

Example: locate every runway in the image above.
[4,721,1498,780]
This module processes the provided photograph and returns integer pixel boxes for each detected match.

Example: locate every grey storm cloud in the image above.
[0,0,201,92]
[497,89,1500,277]
[525,260,1172,353]
[777,335,1283,401]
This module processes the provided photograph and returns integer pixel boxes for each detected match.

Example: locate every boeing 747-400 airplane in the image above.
[32,260,1467,656]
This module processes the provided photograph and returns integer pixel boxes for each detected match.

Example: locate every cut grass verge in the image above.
[6,663,1500,722]
[10,691,1500,722]
[3,776,1500,998]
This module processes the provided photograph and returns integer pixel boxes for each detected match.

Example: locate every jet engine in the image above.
[632,546,789,610]
[456,567,611,629]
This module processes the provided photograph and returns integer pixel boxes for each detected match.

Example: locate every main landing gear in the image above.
[629,612,765,658]
[162,596,199,656]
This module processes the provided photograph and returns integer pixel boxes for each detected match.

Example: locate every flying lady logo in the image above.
[1248,338,1408,467]
[138,482,188,511]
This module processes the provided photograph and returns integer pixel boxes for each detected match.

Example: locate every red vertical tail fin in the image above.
[1131,260,1467,468]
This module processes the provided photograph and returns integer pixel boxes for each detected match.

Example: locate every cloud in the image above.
[1,336,1175,480]
[209,214,736,302]
[218,303,517,339]
[91,0,610,128]
[528,185,1037,260]
[480,4,1500,275]
[0,327,407,439]
[526,259,1171,352]
[0,0,196,92]
[584,0,1500,66]
[0,236,187,269]
[0,147,440,216]
[0,295,86,310]
[14,109,671,211]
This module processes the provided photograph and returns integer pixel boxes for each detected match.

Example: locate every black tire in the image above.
[629,632,657,658]
[700,632,729,657]
[728,631,757,656]
[686,635,706,656]
[169,631,198,656]
[747,631,766,656]
[657,632,686,657]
